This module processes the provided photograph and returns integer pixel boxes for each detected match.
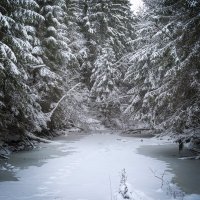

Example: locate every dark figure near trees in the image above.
[178,139,184,153]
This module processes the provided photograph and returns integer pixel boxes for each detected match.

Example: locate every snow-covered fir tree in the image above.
[0,0,88,141]
[0,0,47,139]
[124,0,200,133]
[79,0,135,119]
[116,169,134,200]
[90,46,121,118]
[36,0,86,130]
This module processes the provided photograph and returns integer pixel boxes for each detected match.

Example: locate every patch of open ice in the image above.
[184,194,200,200]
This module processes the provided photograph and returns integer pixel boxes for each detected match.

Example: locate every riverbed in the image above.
[0,131,199,200]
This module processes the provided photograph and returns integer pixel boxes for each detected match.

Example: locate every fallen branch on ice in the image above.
[190,147,200,154]
[0,154,9,159]
[122,128,153,133]
[0,144,9,159]
[179,155,200,160]
[25,131,51,143]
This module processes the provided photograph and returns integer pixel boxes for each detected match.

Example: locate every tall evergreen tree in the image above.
[0,0,47,139]
[78,0,135,118]
[90,46,121,118]
[35,0,87,130]
[124,0,200,133]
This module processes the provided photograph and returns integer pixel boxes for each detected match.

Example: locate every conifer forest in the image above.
[0,1,200,199]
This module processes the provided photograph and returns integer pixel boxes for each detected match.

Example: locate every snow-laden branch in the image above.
[112,53,133,66]
[29,64,46,69]
[46,83,81,120]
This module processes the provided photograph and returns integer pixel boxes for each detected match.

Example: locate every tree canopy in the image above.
[0,0,199,144]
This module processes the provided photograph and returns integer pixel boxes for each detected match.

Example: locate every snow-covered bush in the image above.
[115,169,134,200]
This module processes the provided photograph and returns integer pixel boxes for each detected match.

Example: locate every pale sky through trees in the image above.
[130,0,143,11]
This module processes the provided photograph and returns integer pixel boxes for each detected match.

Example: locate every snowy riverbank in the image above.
[0,131,199,200]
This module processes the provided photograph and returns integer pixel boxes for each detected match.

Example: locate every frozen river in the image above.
[0,132,200,200]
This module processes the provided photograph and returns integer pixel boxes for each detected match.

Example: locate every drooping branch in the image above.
[46,83,81,120]
[29,64,46,69]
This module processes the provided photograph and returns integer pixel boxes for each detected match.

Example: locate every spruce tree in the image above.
[78,0,135,118]
[90,46,121,118]
[124,0,200,133]
[0,0,47,138]
[36,0,87,130]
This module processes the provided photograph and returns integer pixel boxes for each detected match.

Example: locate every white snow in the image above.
[0,133,199,200]
[130,0,144,12]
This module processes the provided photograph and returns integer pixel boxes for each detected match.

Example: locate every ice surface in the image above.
[0,132,199,200]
